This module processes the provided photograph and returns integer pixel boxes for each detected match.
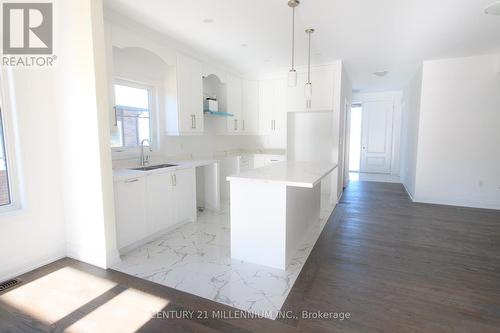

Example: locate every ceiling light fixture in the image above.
[305,28,315,108]
[287,0,300,87]
[202,18,214,23]
[240,43,248,47]
[373,71,389,77]
[485,1,500,15]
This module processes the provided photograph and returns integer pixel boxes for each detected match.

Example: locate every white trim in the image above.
[0,68,23,214]
[413,195,500,211]
[111,78,160,156]
[66,242,107,270]
[0,251,66,283]
[402,182,415,201]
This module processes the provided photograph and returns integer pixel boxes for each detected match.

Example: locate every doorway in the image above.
[359,101,394,174]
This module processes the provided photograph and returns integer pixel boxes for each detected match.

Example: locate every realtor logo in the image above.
[2,3,53,55]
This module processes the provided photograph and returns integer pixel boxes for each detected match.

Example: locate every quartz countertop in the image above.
[113,159,218,181]
[226,161,337,188]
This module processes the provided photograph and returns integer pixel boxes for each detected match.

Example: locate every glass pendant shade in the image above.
[305,82,312,99]
[288,69,298,87]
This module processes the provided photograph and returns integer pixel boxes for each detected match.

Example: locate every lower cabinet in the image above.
[114,167,196,250]
[147,172,175,234]
[171,167,196,223]
[114,177,148,250]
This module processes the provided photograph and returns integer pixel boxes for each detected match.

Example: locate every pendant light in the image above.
[305,28,314,108]
[287,0,300,87]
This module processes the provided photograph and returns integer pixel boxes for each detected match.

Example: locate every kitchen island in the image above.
[227,161,337,270]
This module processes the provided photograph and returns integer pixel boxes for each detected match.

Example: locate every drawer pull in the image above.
[125,179,139,183]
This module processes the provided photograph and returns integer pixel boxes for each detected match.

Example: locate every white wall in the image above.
[334,62,353,199]
[54,0,119,268]
[0,69,66,281]
[0,0,118,281]
[400,67,423,198]
[352,90,403,177]
[413,54,500,209]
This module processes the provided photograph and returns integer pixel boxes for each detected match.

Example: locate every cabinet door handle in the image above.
[191,115,196,129]
[234,119,238,131]
[173,174,177,186]
[113,106,118,126]
[125,178,139,183]
[242,120,245,131]
[194,116,197,129]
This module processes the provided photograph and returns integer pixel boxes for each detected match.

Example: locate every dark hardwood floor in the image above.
[1,181,499,332]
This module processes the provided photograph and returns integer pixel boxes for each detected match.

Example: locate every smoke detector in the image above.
[485,1,500,15]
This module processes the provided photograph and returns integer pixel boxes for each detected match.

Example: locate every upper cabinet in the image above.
[284,66,336,112]
[241,80,259,134]
[166,54,204,135]
[259,78,287,147]
[226,75,243,133]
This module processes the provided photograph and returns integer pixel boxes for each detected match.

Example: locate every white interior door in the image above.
[360,101,394,174]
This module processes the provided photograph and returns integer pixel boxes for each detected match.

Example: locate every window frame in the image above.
[111,78,158,157]
[0,70,21,214]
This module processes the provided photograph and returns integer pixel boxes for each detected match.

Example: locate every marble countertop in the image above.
[226,161,338,188]
[113,159,218,181]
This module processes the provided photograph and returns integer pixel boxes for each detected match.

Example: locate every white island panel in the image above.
[230,181,287,269]
[228,161,337,270]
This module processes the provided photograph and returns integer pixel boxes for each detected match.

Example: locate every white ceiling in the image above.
[104,0,500,92]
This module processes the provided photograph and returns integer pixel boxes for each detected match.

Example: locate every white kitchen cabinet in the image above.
[253,154,286,169]
[166,54,204,135]
[114,167,196,251]
[241,80,259,133]
[285,67,335,112]
[259,78,286,147]
[114,177,148,249]
[147,172,175,234]
[226,75,243,133]
[172,168,196,223]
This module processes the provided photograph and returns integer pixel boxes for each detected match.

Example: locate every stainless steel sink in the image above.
[130,163,178,171]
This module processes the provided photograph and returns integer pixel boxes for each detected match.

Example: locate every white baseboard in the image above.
[413,195,500,211]
[66,242,108,269]
[0,250,66,283]
[402,182,415,201]
[106,247,121,268]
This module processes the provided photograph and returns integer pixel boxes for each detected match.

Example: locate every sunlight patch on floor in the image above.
[0,267,116,325]
[65,288,169,333]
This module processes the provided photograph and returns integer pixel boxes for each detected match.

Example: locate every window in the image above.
[111,82,152,148]
[0,108,11,206]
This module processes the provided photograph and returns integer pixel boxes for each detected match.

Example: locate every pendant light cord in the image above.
[291,6,295,70]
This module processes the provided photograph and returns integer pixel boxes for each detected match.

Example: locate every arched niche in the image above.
[203,74,227,112]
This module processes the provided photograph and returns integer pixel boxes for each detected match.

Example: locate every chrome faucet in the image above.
[140,139,152,166]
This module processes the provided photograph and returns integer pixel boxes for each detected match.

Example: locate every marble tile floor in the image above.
[113,195,335,319]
